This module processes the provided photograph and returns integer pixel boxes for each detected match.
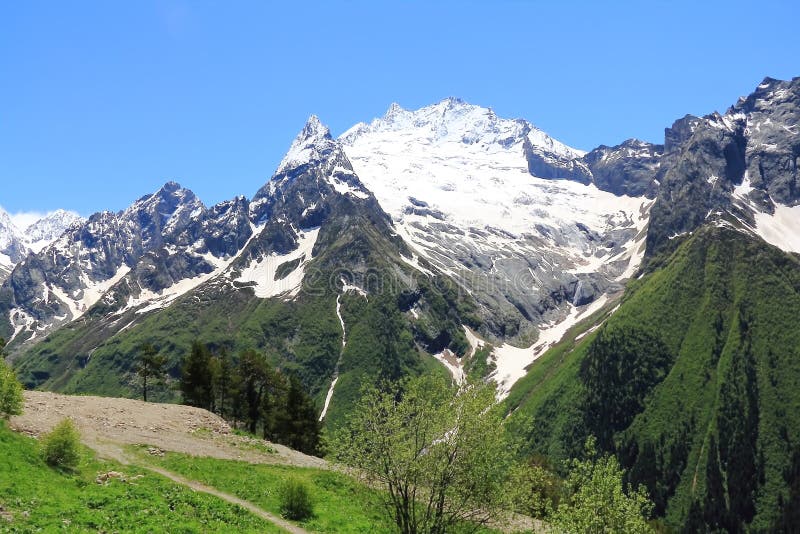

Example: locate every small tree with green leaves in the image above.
[551,437,654,533]
[331,375,515,534]
[41,418,81,470]
[507,458,562,519]
[136,342,167,402]
[0,337,24,418]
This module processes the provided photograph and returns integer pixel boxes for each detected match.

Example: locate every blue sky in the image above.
[2,1,798,218]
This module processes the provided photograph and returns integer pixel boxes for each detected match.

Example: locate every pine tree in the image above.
[180,342,214,409]
[282,375,320,455]
[214,348,233,417]
[238,349,268,434]
[260,366,288,441]
[136,343,167,402]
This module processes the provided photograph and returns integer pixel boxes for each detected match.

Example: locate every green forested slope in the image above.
[507,225,800,531]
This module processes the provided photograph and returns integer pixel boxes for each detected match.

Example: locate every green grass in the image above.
[136,449,502,534]
[0,421,284,533]
[136,450,394,533]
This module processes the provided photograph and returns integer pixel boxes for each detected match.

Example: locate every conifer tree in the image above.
[180,342,214,409]
[136,342,167,402]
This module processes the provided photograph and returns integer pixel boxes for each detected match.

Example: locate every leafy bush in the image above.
[552,438,654,533]
[279,479,314,520]
[0,360,24,418]
[41,418,81,469]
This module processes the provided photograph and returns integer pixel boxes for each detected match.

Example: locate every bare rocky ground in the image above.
[10,390,327,469]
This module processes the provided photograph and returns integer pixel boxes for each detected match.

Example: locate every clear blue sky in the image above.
[2,0,798,217]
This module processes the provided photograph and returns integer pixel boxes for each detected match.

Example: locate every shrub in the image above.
[0,361,24,418]
[279,479,314,520]
[41,418,81,469]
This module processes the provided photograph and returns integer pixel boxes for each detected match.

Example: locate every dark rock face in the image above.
[733,77,800,206]
[583,139,664,197]
[244,117,387,266]
[524,132,665,199]
[523,135,593,184]
[645,77,799,257]
[647,112,748,255]
[0,181,258,341]
[200,196,253,258]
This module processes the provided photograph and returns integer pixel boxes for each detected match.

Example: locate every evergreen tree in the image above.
[775,448,800,532]
[260,365,288,441]
[214,348,233,417]
[136,342,167,402]
[238,349,268,434]
[180,342,214,410]
[281,375,320,455]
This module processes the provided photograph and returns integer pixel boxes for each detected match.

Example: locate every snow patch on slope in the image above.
[433,350,466,385]
[491,294,615,398]
[236,227,320,299]
[732,172,800,254]
[319,278,368,421]
[319,294,346,421]
[120,224,266,316]
[51,265,131,321]
[753,205,800,253]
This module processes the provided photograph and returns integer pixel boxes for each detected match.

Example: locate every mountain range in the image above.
[1,76,799,531]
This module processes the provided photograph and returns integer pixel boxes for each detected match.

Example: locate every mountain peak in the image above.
[383,102,405,121]
[276,116,336,174]
[300,115,331,142]
[440,96,467,108]
[342,97,530,150]
[24,209,84,253]
[160,180,182,191]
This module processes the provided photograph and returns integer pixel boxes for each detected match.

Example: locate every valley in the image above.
[1,75,799,532]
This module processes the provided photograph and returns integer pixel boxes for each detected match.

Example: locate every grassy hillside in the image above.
[0,421,281,532]
[506,225,800,531]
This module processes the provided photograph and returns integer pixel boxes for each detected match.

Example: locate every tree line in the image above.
[136,341,320,456]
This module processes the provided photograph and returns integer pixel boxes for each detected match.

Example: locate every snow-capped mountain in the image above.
[340,98,653,351]
[3,77,798,401]
[0,209,28,277]
[0,99,674,397]
[0,207,84,282]
[22,209,84,253]
[0,182,261,344]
